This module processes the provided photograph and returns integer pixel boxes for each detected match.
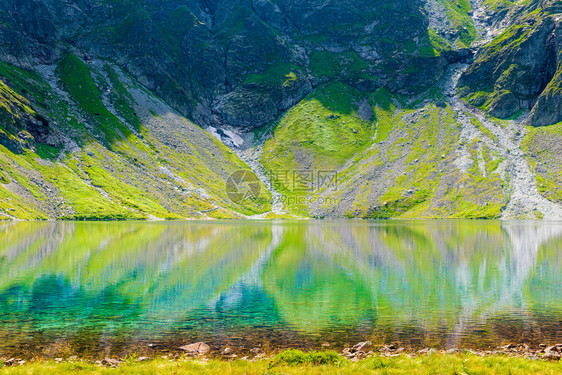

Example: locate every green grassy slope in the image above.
[261,84,507,218]
[0,56,271,220]
[261,83,376,215]
[2,1,558,221]
[523,121,562,203]
[439,0,477,47]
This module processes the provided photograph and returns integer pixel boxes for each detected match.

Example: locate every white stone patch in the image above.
[206,126,221,142]
[453,153,473,174]
[355,46,380,61]
[206,126,244,149]
[222,129,244,148]
[190,184,211,200]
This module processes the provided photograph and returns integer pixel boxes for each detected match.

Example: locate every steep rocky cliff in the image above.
[0,0,449,130]
[458,0,562,126]
[0,0,561,220]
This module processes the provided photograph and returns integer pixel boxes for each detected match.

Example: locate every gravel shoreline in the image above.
[2,341,560,368]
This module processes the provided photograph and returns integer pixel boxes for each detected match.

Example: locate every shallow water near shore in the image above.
[0,220,561,359]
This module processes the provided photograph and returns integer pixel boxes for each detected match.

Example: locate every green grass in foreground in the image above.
[1,352,561,374]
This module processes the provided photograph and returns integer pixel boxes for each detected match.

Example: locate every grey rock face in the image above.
[458,2,562,126]
[527,16,562,127]
[0,0,60,67]
[212,72,313,129]
[1,0,556,130]
[0,0,445,130]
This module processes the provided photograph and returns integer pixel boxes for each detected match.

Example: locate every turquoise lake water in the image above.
[0,220,561,358]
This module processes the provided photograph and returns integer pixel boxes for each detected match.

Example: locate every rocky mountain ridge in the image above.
[0,0,561,220]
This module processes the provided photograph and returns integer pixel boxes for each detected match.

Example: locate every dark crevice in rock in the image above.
[442,49,474,65]
[527,18,562,127]
[537,26,558,96]
[25,114,51,144]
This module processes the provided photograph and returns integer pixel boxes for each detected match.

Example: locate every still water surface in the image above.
[0,220,561,358]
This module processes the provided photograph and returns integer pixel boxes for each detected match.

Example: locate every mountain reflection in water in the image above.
[0,220,561,358]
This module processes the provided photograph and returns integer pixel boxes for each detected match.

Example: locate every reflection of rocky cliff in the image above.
[0,221,562,356]
[287,221,562,347]
[205,221,562,347]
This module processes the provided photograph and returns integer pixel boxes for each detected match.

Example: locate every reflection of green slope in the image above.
[1,221,562,355]
[524,236,562,316]
[316,221,562,347]
[261,226,376,334]
[0,222,272,335]
[322,222,510,330]
[0,223,168,293]
[143,224,272,318]
[262,221,562,345]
